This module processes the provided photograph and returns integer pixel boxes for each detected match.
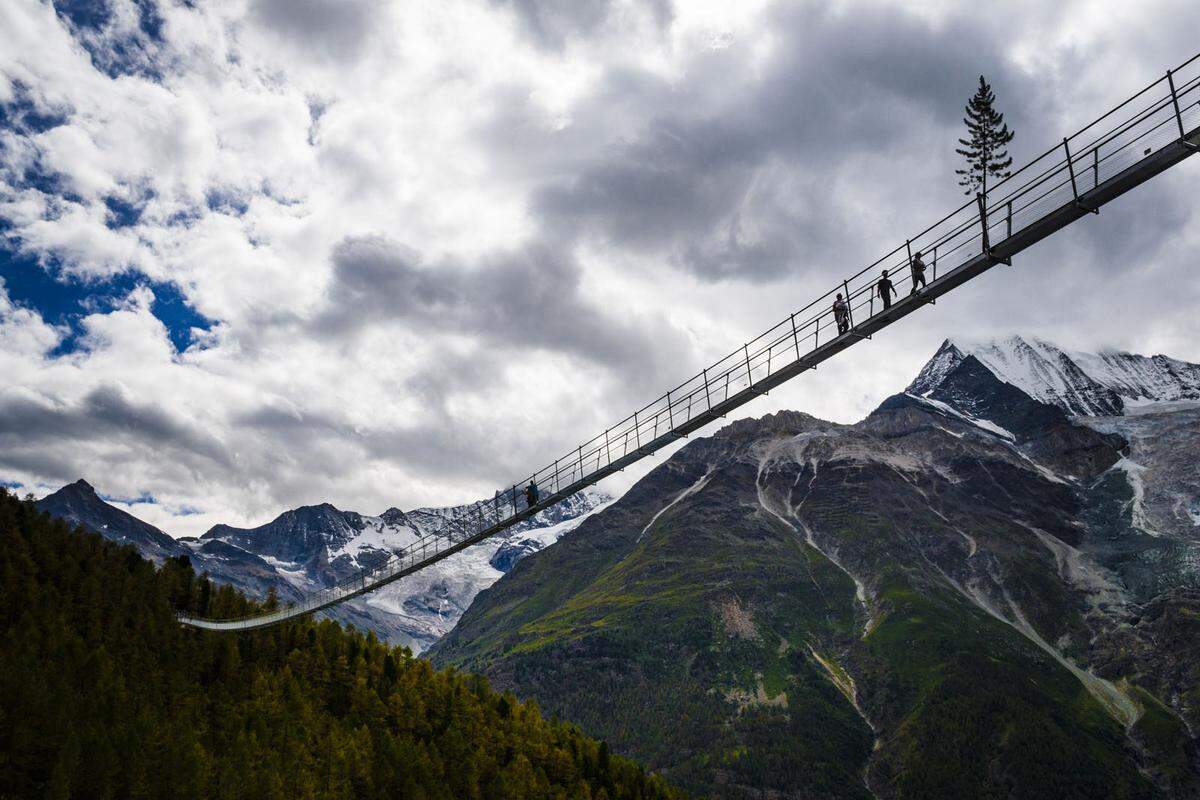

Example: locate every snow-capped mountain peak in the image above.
[191,486,613,650]
[909,335,1200,416]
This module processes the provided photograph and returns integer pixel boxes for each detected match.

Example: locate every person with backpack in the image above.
[525,480,540,509]
[833,293,849,335]
[910,250,928,294]
[876,269,895,310]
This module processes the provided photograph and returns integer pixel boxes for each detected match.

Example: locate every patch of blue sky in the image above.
[103,194,145,228]
[100,489,157,505]
[0,244,214,355]
[0,85,70,135]
[205,189,250,217]
[52,0,167,81]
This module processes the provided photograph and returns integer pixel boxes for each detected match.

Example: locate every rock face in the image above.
[430,338,1200,799]
[36,480,186,562]
[910,335,1200,416]
[34,480,299,604]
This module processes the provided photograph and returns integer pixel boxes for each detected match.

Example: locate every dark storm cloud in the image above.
[305,234,699,484]
[522,4,1039,284]
[234,404,347,438]
[496,0,674,50]
[251,0,377,62]
[0,449,78,487]
[317,234,690,378]
[1047,181,1194,275]
[360,420,531,486]
[399,348,509,415]
[233,390,536,488]
[0,386,232,469]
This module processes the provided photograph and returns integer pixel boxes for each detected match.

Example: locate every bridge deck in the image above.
[181,52,1200,631]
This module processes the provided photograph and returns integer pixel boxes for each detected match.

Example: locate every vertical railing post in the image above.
[1063,137,1080,202]
[666,390,674,429]
[603,428,611,466]
[1167,69,1187,141]
[1093,146,1100,188]
[577,447,584,483]
[842,280,854,328]
[932,245,938,281]
[975,192,990,255]
[743,344,753,387]
[1064,137,1097,214]
[903,239,913,303]
[702,367,712,409]
[790,313,800,360]
[633,410,641,448]
[552,459,560,494]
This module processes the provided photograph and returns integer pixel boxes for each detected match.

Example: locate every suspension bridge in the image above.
[180,53,1200,631]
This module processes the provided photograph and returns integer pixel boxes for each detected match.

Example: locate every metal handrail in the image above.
[180,51,1200,630]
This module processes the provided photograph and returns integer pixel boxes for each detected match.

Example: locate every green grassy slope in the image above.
[436,459,879,797]
[433,416,1170,799]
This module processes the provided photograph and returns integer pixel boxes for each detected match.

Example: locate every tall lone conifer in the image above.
[956,75,1015,197]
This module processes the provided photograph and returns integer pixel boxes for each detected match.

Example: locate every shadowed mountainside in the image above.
[431,338,1200,799]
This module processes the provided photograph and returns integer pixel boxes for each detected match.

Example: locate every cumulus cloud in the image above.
[496,0,674,51]
[320,234,689,376]
[0,0,1198,536]
[250,0,380,63]
[527,3,1029,285]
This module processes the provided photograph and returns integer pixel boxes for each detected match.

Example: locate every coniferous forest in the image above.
[0,488,684,800]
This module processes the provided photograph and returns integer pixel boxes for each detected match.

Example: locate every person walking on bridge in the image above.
[833,293,850,334]
[833,293,849,335]
[525,480,540,510]
[910,250,928,294]
[876,269,895,311]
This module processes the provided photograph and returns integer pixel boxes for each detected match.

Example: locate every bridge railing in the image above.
[186,52,1200,628]
[520,56,1200,501]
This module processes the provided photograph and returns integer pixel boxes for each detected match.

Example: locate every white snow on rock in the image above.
[911,335,1200,417]
[328,515,424,561]
[1071,350,1200,406]
[907,393,1016,440]
[260,555,311,587]
[356,496,614,651]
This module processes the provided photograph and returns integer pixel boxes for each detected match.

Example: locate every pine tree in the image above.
[956,75,1015,197]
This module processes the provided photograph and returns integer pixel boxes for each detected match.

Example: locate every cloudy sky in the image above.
[2,0,1198,536]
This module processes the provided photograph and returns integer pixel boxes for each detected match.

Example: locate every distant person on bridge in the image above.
[910,251,928,294]
[833,293,849,335]
[525,480,540,509]
[876,270,895,310]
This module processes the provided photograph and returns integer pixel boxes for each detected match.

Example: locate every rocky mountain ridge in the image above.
[430,336,1200,798]
[910,335,1200,416]
[35,480,610,650]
